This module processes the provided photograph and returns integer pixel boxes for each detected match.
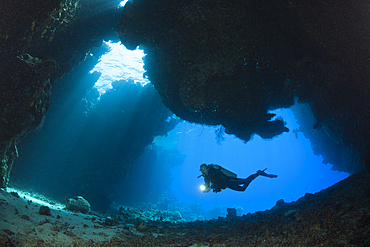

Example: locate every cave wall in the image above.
[0,0,126,188]
[116,0,370,174]
[0,0,62,188]
[1,0,369,189]
[291,102,363,174]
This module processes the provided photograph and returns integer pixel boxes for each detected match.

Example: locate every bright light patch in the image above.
[268,108,299,130]
[7,187,65,211]
[200,185,206,191]
[90,41,149,95]
[119,0,129,7]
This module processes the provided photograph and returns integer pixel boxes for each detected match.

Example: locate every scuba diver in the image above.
[198,164,277,193]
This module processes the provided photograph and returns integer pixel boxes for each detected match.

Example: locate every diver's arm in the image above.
[203,185,212,193]
[203,177,212,193]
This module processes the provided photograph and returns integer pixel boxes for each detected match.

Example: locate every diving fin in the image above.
[257,168,278,178]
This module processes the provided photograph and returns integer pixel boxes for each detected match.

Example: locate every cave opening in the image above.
[90,40,149,95]
[8,38,160,203]
[2,0,370,245]
[9,38,349,221]
[146,107,349,219]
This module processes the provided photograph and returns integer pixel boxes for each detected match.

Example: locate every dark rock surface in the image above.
[1,170,369,246]
[38,206,51,216]
[65,196,91,214]
[1,0,369,188]
[0,0,124,188]
[0,0,369,244]
[1,0,177,199]
[116,0,370,173]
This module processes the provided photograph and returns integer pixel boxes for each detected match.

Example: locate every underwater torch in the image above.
[200,184,206,191]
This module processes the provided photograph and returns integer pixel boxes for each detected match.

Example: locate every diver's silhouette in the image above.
[198,164,277,193]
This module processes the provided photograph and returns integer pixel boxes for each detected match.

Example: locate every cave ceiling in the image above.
[1,0,369,189]
[116,0,370,173]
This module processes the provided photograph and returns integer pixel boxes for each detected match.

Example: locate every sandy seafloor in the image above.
[1,172,370,247]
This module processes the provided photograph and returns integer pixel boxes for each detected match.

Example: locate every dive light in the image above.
[200,184,206,191]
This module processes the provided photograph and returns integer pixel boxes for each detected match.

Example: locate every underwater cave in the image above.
[1,0,370,246]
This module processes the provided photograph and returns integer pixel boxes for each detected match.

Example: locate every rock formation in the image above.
[0,0,369,194]
[116,0,370,173]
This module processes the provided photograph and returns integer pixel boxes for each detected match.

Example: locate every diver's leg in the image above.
[227,174,259,191]
[230,177,249,185]
[240,173,259,190]
[227,181,246,191]
[228,169,277,191]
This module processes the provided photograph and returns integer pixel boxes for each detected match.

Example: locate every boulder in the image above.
[65,196,91,214]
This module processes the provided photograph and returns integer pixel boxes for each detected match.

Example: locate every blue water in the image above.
[10,41,349,220]
[160,108,349,215]
[89,42,348,216]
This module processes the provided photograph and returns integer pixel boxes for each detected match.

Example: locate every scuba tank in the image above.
[210,164,237,178]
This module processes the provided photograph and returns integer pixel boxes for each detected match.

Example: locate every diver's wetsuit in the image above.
[201,165,277,193]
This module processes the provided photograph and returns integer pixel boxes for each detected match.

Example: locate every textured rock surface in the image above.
[65,196,91,214]
[1,170,369,246]
[0,0,139,188]
[116,0,370,173]
[0,0,369,213]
